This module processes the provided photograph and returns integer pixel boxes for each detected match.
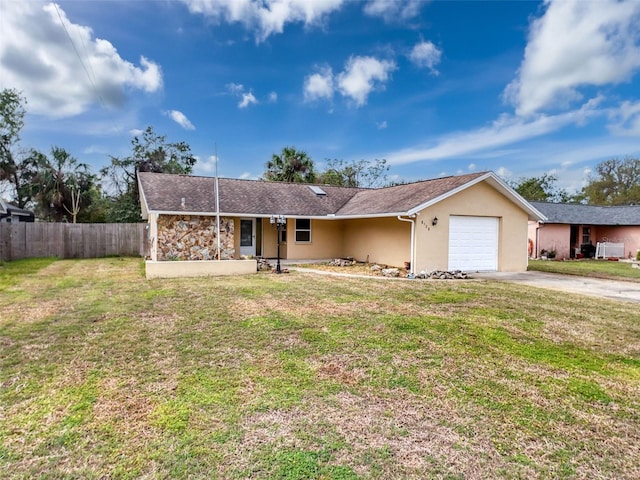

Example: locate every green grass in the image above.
[1,258,639,479]
[528,258,640,280]
[0,257,58,291]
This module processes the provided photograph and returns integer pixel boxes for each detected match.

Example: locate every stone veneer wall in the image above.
[157,215,235,261]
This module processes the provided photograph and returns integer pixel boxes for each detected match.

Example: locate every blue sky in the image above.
[2,0,640,194]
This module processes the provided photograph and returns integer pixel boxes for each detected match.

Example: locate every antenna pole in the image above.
[215,143,221,261]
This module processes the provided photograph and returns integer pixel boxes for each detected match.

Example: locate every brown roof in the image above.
[138,170,516,218]
[138,172,359,216]
[336,172,486,215]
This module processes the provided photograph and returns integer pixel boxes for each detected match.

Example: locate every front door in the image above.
[240,218,256,257]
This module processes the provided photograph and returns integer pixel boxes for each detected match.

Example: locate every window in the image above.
[582,227,591,245]
[295,218,311,243]
[280,223,287,243]
[240,219,253,247]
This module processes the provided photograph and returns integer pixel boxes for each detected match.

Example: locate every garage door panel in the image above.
[448,216,498,271]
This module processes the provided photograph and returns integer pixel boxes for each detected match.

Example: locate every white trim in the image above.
[320,212,409,220]
[239,217,256,256]
[294,218,312,243]
[149,210,222,217]
[484,173,547,221]
[137,174,150,220]
[149,213,158,261]
[406,173,491,215]
[146,210,411,220]
[397,215,415,274]
[406,172,547,222]
[215,143,221,261]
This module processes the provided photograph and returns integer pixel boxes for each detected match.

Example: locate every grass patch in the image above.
[0,257,57,291]
[528,258,640,281]
[1,259,639,479]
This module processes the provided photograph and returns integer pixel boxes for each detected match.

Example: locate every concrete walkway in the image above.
[472,271,640,304]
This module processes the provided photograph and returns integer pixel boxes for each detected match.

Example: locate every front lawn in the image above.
[528,258,640,281]
[1,258,639,479]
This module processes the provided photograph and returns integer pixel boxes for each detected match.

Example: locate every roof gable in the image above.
[335,172,487,216]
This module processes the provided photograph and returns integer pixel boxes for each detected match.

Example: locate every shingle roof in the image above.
[138,170,539,219]
[138,173,359,216]
[531,201,640,225]
[336,172,486,215]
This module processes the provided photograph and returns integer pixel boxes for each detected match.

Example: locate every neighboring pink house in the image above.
[528,202,640,260]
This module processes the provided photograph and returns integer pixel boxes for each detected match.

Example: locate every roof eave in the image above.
[137,175,150,220]
[406,172,548,221]
[147,210,409,219]
[148,210,218,217]
[329,212,409,220]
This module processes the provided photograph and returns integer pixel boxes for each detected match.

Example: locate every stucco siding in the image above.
[414,182,529,272]
[594,226,640,258]
[148,213,158,261]
[285,219,344,260]
[260,220,280,258]
[146,259,257,278]
[529,223,640,260]
[534,224,571,259]
[342,217,411,267]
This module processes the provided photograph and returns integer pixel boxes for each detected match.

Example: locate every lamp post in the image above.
[269,215,286,273]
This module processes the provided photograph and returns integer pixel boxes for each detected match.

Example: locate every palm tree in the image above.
[34,147,96,222]
[264,146,316,183]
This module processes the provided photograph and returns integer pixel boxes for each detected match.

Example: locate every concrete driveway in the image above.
[472,271,640,304]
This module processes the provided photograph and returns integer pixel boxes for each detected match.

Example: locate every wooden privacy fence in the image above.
[0,223,149,261]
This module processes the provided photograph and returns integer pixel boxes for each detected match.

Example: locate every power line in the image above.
[52,3,107,109]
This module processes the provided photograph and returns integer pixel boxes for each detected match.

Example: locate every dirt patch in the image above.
[292,262,408,277]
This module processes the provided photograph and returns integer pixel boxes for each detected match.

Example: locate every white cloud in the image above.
[268,91,278,103]
[303,66,334,102]
[194,155,219,175]
[505,0,640,116]
[129,129,145,137]
[364,0,424,21]
[408,40,442,74]
[166,110,195,130]
[495,166,512,179]
[303,57,395,107]
[239,92,258,108]
[468,163,476,171]
[181,0,345,42]
[377,120,388,130]
[226,83,258,108]
[337,56,396,107]
[83,145,109,155]
[0,1,162,118]
[385,98,605,165]
[226,82,245,94]
[608,100,640,136]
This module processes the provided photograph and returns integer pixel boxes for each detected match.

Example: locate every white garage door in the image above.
[448,216,499,271]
